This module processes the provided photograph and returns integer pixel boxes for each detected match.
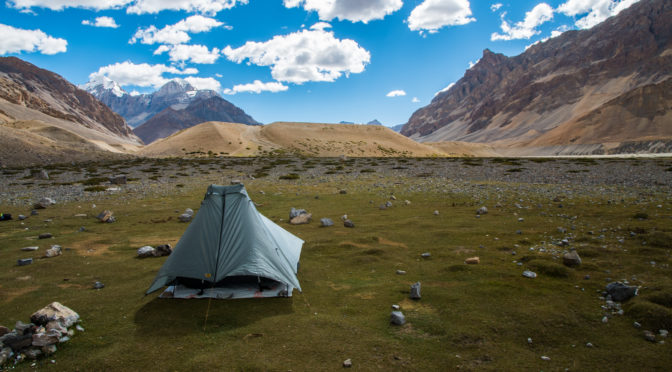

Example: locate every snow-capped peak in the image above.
[82,76,127,98]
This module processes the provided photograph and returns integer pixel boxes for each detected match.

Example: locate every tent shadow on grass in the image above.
[134,297,295,336]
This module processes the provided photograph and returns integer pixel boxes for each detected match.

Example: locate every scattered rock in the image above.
[154,244,172,257]
[563,250,582,267]
[343,358,352,368]
[390,195,396,200]
[602,316,609,323]
[341,214,348,221]
[522,270,537,279]
[634,321,642,328]
[390,311,406,325]
[586,342,594,348]
[33,198,55,209]
[32,332,59,347]
[606,282,638,302]
[644,330,656,342]
[17,258,33,266]
[31,209,39,216]
[385,201,393,208]
[433,210,439,215]
[476,206,488,215]
[541,356,551,361]
[396,270,406,275]
[410,282,421,300]
[44,245,61,258]
[0,326,9,336]
[290,213,312,225]
[178,213,192,222]
[38,233,52,239]
[421,252,431,258]
[96,210,115,223]
[290,208,308,220]
[320,218,334,227]
[30,302,79,328]
[343,219,355,228]
[18,214,26,220]
[93,281,104,290]
[392,304,400,310]
[660,330,669,338]
[230,180,242,185]
[184,208,194,217]
[464,257,480,264]
[21,246,39,251]
[404,200,411,205]
[339,189,347,194]
[137,246,156,258]
[108,175,126,185]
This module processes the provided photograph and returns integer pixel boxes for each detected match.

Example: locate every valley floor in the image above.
[1,156,671,370]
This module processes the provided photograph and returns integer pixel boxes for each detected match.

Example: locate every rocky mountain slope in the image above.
[0,57,138,141]
[86,78,259,143]
[402,0,672,154]
[133,95,259,144]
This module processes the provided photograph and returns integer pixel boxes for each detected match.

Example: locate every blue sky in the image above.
[0,0,639,126]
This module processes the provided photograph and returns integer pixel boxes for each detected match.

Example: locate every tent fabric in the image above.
[146,184,303,296]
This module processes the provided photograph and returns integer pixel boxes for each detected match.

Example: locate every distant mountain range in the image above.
[402,0,672,154]
[85,78,259,144]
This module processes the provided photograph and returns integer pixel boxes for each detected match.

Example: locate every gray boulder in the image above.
[34,197,55,209]
[44,245,62,258]
[178,213,192,222]
[97,210,115,223]
[289,208,308,220]
[38,233,52,239]
[17,258,33,266]
[343,219,355,228]
[522,270,537,278]
[30,302,80,328]
[137,246,156,258]
[410,282,421,299]
[290,213,312,225]
[390,311,406,325]
[606,282,639,302]
[563,250,582,267]
[154,244,172,257]
[320,218,334,227]
[476,206,488,215]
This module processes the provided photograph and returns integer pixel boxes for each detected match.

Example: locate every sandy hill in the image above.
[140,121,446,158]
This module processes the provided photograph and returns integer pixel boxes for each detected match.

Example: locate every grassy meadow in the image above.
[1,156,671,371]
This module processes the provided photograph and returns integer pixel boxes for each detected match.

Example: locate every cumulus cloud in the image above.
[127,0,248,14]
[9,0,248,14]
[130,15,223,45]
[0,23,67,55]
[8,0,131,11]
[223,26,370,84]
[223,80,289,95]
[491,3,554,41]
[490,3,502,12]
[82,16,119,28]
[284,0,402,23]
[386,89,406,97]
[87,61,198,89]
[183,76,221,91]
[557,0,640,29]
[411,97,420,103]
[407,0,476,34]
[154,44,221,64]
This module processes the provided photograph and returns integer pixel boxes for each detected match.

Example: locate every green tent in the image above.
[146,184,303,299]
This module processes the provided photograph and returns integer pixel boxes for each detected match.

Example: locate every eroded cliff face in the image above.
[0,57,138,140]
[402,0,672,147]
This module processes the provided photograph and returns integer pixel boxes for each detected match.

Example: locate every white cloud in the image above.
[407,0,476,34]
[434,82,454,96]
[183,76,221,91]
[491,3,554,41]
[468,58,480,68]
[411,97,420,103]
[8,0,132,11]
[82,16,119,28]
[490,3,502,12]
[0,23,67,55]
[223,26,370,84]
[129,90,141,96]
[87,61,198,89]
[154,44,221,64]
[386,89,406,97]
[130,15,223,45]
[284,0,402,24]
[557,0,640,29]
[310,22,332,31]
[127,0,248,15]
[223,80,288,95]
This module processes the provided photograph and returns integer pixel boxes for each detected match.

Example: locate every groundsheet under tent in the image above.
[159,277,292,299]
